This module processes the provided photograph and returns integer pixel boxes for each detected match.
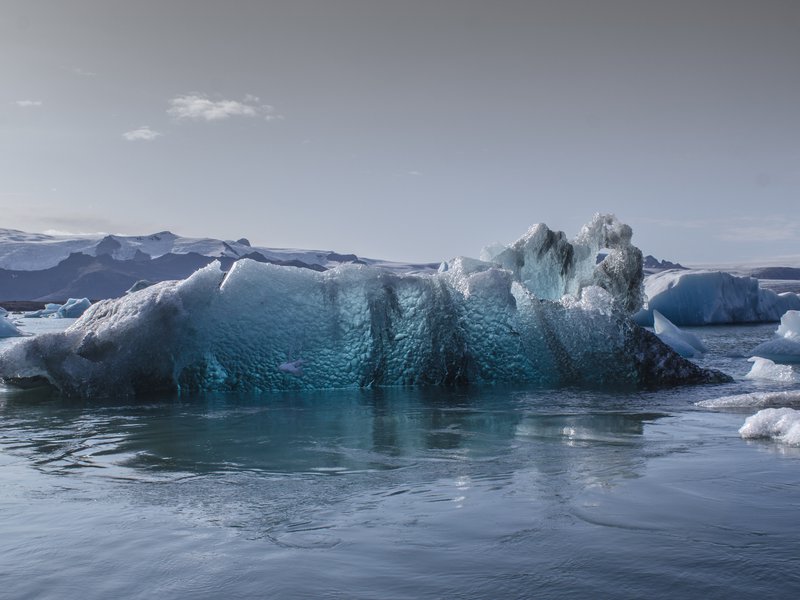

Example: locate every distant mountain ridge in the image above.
[0,228,437,301]
[0,228,336,271]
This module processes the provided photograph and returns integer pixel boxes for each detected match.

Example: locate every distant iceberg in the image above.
[635,270,800,326]
[23,298,92,319]
[0,215,728,397]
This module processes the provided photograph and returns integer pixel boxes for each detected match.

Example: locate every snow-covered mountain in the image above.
[0,228,350,271]
[0,228,438,301]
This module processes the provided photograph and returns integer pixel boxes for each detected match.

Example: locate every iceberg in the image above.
[739,408,800,446]
[0,215,729,398]
[652,310,707,358]
[635,270,800,326]
[749,310,800,363]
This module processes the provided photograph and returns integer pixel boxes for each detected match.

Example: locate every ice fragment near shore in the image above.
[0,215,728,397]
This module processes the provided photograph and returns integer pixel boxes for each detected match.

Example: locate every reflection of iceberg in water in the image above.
[0,215,728,397]
[0,386,658,481]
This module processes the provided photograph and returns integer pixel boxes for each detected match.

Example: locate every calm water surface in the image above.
[1,321,800,599]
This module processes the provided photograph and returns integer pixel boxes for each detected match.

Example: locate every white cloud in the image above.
[72,67,98,77]
[122,126,162,142]
[15,100,42,107]
[167,93,282,121]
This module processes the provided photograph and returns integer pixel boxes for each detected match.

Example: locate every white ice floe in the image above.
[696,391,800,409]
[745,357,798,383]
[739,408,800,446]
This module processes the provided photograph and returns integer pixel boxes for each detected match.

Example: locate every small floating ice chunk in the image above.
[745,357,798,383]
[739,408,800,446]
[0,316,24,338]
[652,310,707,358]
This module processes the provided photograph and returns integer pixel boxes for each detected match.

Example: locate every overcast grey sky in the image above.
[2,0,799,263]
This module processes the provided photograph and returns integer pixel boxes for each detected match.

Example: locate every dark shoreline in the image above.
[0,301,50,312]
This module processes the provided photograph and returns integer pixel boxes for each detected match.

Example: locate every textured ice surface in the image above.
[750,310,800,364]
[0,316,24,338]
[635,270,800,326]
[652,310,707,358]
[739,408,800,446]
[745,357,799,383]
[482,214,644,313]
[0,216,728,397]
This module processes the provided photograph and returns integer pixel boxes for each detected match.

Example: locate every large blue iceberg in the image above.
[635,269,800,326]
[0,215,728,397]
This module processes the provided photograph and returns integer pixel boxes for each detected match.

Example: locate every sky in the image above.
[2,0,799,264]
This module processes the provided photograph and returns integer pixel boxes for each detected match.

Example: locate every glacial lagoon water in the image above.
[2,320,800,599]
